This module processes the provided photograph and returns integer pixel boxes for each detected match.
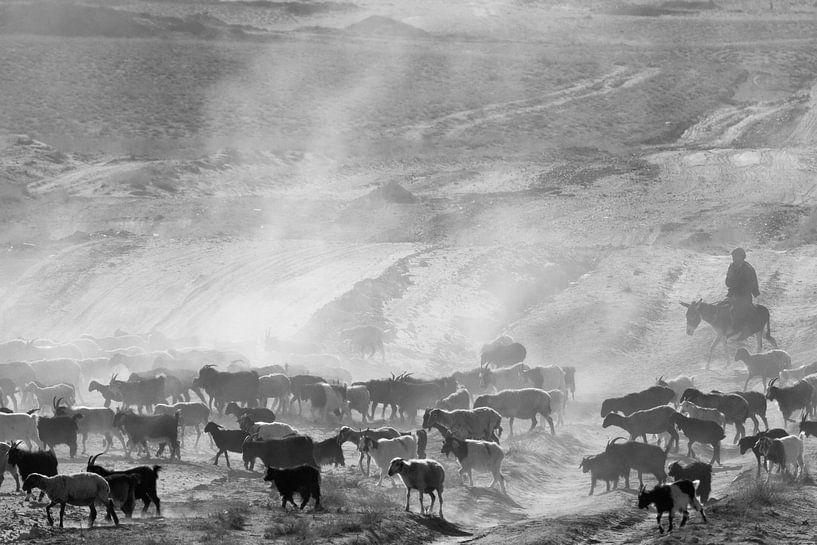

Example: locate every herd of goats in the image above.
[0,330,815,534]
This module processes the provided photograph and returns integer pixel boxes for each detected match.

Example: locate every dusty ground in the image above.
[3,0,817,543]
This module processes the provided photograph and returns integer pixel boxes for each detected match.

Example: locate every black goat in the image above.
[263,465,321,511]
[766,378,813,423]
[680,388,748,443]
[87,453,162,515]
[604,437,667,488]
[667,461,713,503]
[638,480,706,534]
[738,428,788,476]
[579,452,624,495]
[800,415,817,438]
[105,473,141,519]
[7,442,58,501]
[600,386,674,417]
[204,422,248,469]
[38,411,83,458]
[669,412,725,466]
[313,435,344,467]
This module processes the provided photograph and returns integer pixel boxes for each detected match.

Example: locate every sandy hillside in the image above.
[3,0,817,543]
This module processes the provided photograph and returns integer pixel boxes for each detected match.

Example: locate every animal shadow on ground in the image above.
[406,512,472,536]
[464,486,522,508]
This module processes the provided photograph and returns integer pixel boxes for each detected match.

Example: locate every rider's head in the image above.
[731,247,746,264]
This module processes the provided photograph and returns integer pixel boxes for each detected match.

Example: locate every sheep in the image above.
[226,403,276,425]
[360,435,417,487]
[422,407,503,443]
[735,347,791,392]
[738,428,788,476]
[780,361,817,385]
[473,388,554,436]
[579,452,624,495]
[766,378,813,423]
[387,457,445,518]
[346,384,371,422]
[680,389,748,443]
[86,453,162,515]
[24,382,76,414]
[153,401,210,447]
[669,412,725,466]
[204,422,248,469]
[436,388,471,411]
[757,434,806,478]
[600,386,675,418]
[337,425,403,476]
[656,375,694,407]
[0,441,20,492]
[667,461,712,503]
[439,428,506,493]
[601,406,679,451]
[264,466,321,511]
[247,420,298,440]
[604,437,667,488]
[679,400,726,428]
[800,415,817,438]
[258,373,291,413]
[22,472,120,528]
[637,480,706,534]
[546,389,566,426]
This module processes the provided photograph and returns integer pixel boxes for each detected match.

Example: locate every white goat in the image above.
[249,421,298,440]
[679,400,726,428]
[22,472,119,528]
[441,433,506,494]
[24,383,75,414]
[387,457,445,518]
[361,435,417,487]
[656,375,695,407]
[758,434,806,478]
[0,413,41,450]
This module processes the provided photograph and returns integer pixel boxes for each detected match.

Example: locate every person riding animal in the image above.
[723,247,760,336]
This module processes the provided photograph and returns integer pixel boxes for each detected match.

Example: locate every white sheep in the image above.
[249,421,298,440]
[387,457,445,518]
[24,382,75,414]
[22,472,120,528]
[734,348,791,392]
[679,400,726,428]
[361,435,417,487]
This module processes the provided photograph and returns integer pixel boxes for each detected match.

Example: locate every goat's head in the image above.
[766,378,780,400]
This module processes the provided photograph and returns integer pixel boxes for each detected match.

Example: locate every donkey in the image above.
[680,299,777,369]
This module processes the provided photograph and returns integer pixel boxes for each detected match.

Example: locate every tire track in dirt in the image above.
[400,66,660,141]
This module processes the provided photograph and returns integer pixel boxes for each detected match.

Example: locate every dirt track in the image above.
[3,0,817,543]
